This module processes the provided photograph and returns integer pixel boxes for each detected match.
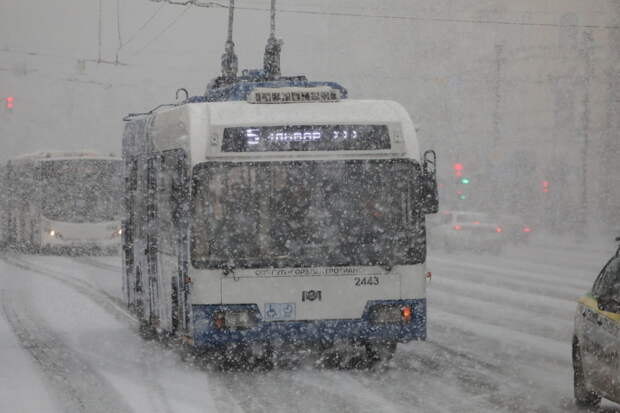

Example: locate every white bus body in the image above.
[5,152,123,254]
[122,89,437,359]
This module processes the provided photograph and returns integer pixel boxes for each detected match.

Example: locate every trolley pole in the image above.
[221,0,238,81]
[263,0,282,79]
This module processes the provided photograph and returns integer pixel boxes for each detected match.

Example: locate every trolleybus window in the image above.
[191,159,425,269]
[221,124,391,152]
[41,159,122,223]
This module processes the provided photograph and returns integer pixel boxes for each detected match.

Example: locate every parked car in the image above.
[427,211,506,254]
[572,239,620,407]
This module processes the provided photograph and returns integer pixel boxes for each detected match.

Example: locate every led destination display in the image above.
[221,124,391,152]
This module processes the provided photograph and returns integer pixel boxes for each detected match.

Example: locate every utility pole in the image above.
[578,29,593,240]
[601,3,620,232]
[115,0,122,65]
[489,43,504,213]
[98,0,103,63]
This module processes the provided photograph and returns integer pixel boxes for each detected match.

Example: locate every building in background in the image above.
[0,0,618,235]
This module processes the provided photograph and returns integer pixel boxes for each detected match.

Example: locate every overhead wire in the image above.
[116,0,123,63]
[117,0,123,48]
[98,0,103,61]
[150,0,226,7]
[149,0,620,31]
[120,3,166,50]
[129,5,194,57]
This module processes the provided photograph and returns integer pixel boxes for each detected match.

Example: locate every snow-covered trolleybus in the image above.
[122,79,438,365]
[4,152,123,254]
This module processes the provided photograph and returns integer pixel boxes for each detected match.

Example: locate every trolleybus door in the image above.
[157,150,190,333]
[146,156,160,326]
[123,156,138,306]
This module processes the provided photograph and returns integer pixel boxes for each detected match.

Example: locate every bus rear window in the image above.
[221,124,391,152]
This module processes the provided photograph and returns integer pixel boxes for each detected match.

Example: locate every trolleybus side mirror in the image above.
[420,150,439,214]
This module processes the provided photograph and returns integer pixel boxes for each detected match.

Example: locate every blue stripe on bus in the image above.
[191,299,426,347]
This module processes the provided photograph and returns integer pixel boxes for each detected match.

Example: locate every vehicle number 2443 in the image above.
[354,276,379,286]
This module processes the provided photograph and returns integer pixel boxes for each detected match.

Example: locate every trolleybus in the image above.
[122,0,437,366]
[122,81,438,365]
[5,152,123,254]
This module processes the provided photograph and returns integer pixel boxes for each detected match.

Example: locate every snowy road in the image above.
[1,242,620,412]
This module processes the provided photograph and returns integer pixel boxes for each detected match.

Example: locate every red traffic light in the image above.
[6,96,14,109]
[454,163,463,177]
[542,180,549,193]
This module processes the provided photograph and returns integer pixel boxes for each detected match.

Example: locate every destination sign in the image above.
[221,124,391,152]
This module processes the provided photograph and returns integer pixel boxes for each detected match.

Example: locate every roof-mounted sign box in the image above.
[247,86,341,104]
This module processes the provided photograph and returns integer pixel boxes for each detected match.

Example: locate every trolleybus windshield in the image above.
[221,124,391,152]
[41,159,122,223]
[191,159,425,269]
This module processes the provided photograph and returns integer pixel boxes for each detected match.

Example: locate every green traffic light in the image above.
[460,178,470,184]
[459,194,467,200]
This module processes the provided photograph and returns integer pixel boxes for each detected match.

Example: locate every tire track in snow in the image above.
[0,254,182,413]
[287,369,407,413]
[503,245,610,272]
[51,255,264,413]
[208,368,375,413]
[429,287,573,343]
[1,253,137,325]
[12,254,251,413]
[428,270,576,320]
[429,255,591,295]
[72,256,121,273]
[432,307,570,365]
[350,342,524,413]
[1,290,134,413]
[396,340,569,413]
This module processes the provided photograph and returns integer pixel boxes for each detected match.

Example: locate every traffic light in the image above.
[454,163,463,177]
[6,96,14,110]
[542,180,549,193]
[460,177,470,185]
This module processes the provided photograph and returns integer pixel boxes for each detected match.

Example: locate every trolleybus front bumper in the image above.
[191,298,426,348]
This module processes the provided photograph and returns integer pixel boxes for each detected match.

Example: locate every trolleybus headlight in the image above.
[369,304,413,324]
[401,306,412,323]
[213,310,258,330]
[214,312,226,329]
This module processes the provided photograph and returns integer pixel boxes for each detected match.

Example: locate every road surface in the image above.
[1,240,619,412]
